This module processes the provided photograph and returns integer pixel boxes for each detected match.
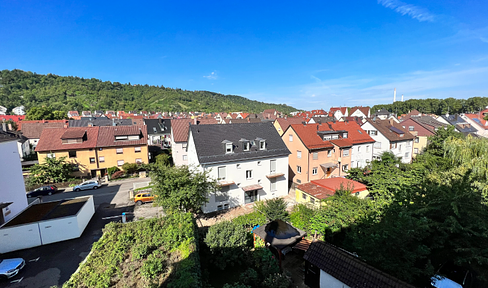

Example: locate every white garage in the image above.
[0,196,95,253]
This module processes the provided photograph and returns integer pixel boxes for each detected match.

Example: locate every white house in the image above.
[0,106,7,115]
[349,106,370,119]
[144,118,172,147]
[0,135,28,225]
[329,107,348,121]
[361,118,414,164]
[304,241,416,288]
[12,106,26,115]
[187,122,290,213]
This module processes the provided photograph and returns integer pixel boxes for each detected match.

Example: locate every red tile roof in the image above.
[297,182,336,199]
[329,107,348,114]
[330,139,353,148]
[298,178,367,199]
[35,127,99,152]
[97,126,147,147]
[465,114,488,130]
[349,106,370,116]
[0,115,26,129]
[21,122,67,139]
[171,118,218,143]
[289,123,334,150]
[328,121,375,144]
[275,117,306,131]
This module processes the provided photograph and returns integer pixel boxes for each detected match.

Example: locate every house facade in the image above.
[144,118,172,147]
[349,106,370,118]
[399,116,446,157]
[187,123,290,213]
[361,119,414,163]
[273,117,305,136]
[329,107,348,120]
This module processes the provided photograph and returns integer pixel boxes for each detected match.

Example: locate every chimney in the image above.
[401,94,404,102]
[393,88,396,102]
[193,118,197,125]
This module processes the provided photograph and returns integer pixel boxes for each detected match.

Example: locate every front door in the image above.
[245,190,258,204]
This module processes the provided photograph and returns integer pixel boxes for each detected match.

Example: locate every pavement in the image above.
[0,177,150,288]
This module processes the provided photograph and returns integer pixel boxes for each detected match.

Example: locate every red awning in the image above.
[218,181,235,187]
[242,184,263,192]
[266,173,285,179]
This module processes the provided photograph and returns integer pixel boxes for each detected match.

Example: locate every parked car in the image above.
[26,185,58,198]
[134,192,154,205]
[73,180,101,192]
[0,258,25,280]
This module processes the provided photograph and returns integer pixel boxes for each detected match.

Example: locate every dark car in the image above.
[26,185,58,198]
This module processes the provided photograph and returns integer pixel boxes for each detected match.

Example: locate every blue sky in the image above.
[1,0,488,110]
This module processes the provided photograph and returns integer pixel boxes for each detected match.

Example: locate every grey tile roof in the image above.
[144,119,171,135]
[190,122,290,165]
[69,117,133,127]
[304,241,416,288]
[441,114,478,135]
[415,116,447,129]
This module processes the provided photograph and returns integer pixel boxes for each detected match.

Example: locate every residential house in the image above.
[187,122,290,213]
[462,111,488,138]
[329,107,348,120]
[21,121,67,149]
[92,110,104,117]
[144,118,172,147]
[170,118,218,166]
[81,111,92,117]
[0,134,28,225]
[349,106,370,118]
[296,178,369,206]
[262,109,281,120]
[371,108,391,120]
[273,117,305,136]
[0,105,7,115]
[329,121,374,169]
[361,119,414,163]
[304,241,416,288]
[400,116,446,157]
[0,115,26,129]
[12,106,25,115]
[36,125,148,178]
[67,111,80,118]
[438,114,478,137]
[69,117,132,127]
[1,124,30,160]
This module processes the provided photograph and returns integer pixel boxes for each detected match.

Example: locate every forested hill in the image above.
[0,69,297,113]
[372,96,488,116]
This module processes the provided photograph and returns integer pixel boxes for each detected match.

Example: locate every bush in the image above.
[232,211,267,228]
[133,244,152,260]
[111,170,125,179]
[239,268,258,286]
[262,273,291,288]
[254,198,289,221]
[290,204,315,233]
[141,250,167,279]
[122,162,139,174]
[251,248,280,278]
[107,166,120,176]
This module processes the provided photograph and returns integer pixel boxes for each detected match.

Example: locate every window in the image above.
[312,167,318,175]
[289,134,293,142]
[328,150,332,157]
[99,156,105,163]
[342,164,349,172]
[217,205,223,211]
[69,151,76,158]
[415,137,420,143]
[182,143,187,149]
[407,141,411,147]
[405,152,409,158]
[257,161,261,166]
[370,130,377,136]
[224,204,229,210]
[246,170,253,179]
[135,147,141,153]
[259,140,266,150]
[226,143,233,153]
[297,166,302,174]
[117,160,124,166]
[47,153,55,159]
[297,179,301,183]
[244,190,258,204]
[313,152,318,160]
[302,193,307,200]
[409,126,414,131]
[89,157,96,163]
[297,150,302,159]
[115,135,128,141]
[270,160,276,173]
[343,149,349,157]
[414,148,419,154]
[218,166,226,180]
[399,144,402,151]
[237,164,241,169]
[374,142,381,149]
[243,142,250,151]
[270,179,277,192]
[343,132,348,138]
[310,198,315,204]
[136,158,142,164]
[358,146,361,152]
[116,148,123,154]
[183,155,187,161]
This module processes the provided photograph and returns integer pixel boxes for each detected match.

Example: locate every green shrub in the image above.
[262,273,290,288]
[290,204,315,233]
[133,244,152,260]
[251,248,280,278]
[107,166,120,176]
[254,198,289,221]
[239,268,258,286]
[232,211,267,228]
[141,251,167,279]
[122,162,139,174]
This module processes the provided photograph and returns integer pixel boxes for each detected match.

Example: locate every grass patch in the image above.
[64,213,201,288]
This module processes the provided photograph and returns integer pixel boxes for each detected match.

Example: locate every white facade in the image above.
[350,109,368,119]
[187,132,289,214]
[350,143,373,169]
[0,140,28,224]
[361,122,413,164]
[461,115,488,138]
[12,106,25,115]
[0,106,6,115]
[320,269,351,288]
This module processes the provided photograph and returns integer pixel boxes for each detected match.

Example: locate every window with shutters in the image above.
[218,166,226,180]
[116,148,123,154]
[117,160,124,166]
[313,152,318,160]
[246,170,253,179]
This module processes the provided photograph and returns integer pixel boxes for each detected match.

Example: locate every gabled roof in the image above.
[144,118,172,135]
[189,122,290,165]
[97,126,147,147]
[0,130,28,144]
[328,121,375,144]
[275,117,305,131]
[69,117,132,127]
[304,241,416,288]
[21,122,67,139]
[414,116,447,130]
[36,127,99,152]
[349,106,370,116]
[289,124,335,150]
[171,118,218,142]
[465,114,488,130]
[441,114,478,135]
[364,119,414,142]
[372,108,391,116]
[329,107,348,114]
[308,116,336,124]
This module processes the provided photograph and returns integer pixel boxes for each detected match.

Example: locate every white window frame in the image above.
[183,155,188,161]
[99,156,105,163]
[136,158,142,164]
[297,150,302,159]
[47,153,56,159]
[289,134,293,142]
[226,143,233,153]
[218,166,226,180]
[259,140,266,150]
[343,149,349,157]
[117,160,124,166]
[312,167,318,175]
[246,170,253,180]
[135,146,141,153]
[116,148,123,154]
[414,148,419,154]
[297,165,302,174]
[243,142,250,151]
[342,164,348,172]
[313,152,318,160]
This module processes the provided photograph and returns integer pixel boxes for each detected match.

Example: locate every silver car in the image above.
[73,180,101,192]
[0,258,25,280]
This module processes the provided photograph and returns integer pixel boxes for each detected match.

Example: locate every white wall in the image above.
[171,127,189,166]
[462,115,488,138]
[40,216,80,245]
[0,140,28,223]
[360,122,412,164]
[350,110,366,118]
[320,270,351,288]
[76,195,95,236]
[0,223,42,253]
[351,143,373,169]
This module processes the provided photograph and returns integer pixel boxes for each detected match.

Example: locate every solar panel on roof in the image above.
[473,118,482,124]
[389,126,404,134]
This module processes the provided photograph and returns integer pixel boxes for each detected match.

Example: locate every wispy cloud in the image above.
[378,0,435,22]
[203,71,218,80]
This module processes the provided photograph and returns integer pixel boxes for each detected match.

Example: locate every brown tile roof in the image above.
[171,118,218,143]
[97,126,147,147]
[349,106,370,116]
[330,139,353,147]
[21,122,67,139]
[61,129,86,139]
[35,127,99,152]
[298,178,367,200]
[18,119,67,131]
[297,182,335,199]
[365,119,415,142]
[328,121,375,144]
[289,123,335,150]
[304,241,416,288]
[276,117,305,131]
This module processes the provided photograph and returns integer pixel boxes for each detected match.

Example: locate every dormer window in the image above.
[343,132,348,138]
[243,142,250,151]
[222,140,233,153]
[259,140,266,150]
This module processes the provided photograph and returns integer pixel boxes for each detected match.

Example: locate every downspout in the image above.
[307,149,310,183]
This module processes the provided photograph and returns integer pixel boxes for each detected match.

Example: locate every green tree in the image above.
[151,165,218,213]
[155,153,172,166]
[29,156,73,184]
[204,220,249,270]
[290,204,315,234]
[253,198,289,221]
[121,162,139,174]
[25,106,65,120]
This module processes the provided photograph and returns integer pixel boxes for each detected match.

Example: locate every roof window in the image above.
[222,140,233,154]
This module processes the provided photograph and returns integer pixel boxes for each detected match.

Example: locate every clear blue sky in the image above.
[1,0,488,110]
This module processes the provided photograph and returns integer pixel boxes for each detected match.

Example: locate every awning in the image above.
[0,202,12,210]
[242,184,263,192]
[218,181,235,187]
[266,173,285,179]
[320,163,338,169]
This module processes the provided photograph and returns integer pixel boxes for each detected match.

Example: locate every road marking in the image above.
[29,257,40,262]
[11,277,23,283]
